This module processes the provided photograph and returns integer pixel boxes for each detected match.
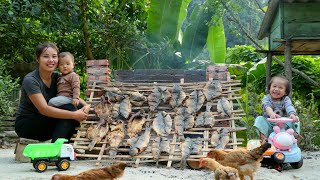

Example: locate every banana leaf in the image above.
[247,57,267,82]
[147,0,188,43]
[207,17,226,64]
[181,5,213,61]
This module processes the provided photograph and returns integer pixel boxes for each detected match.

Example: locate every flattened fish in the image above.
[128,126,152,156]
[169,84,186,109]
[203,79,222,101]
[210,130,220,147]
[174,107,195,141]
[180,138,192,169]
[157,86,171,103]
[217,97,233,117]
[87,124,109,151]
[195,104,214,127]
[216,128,230,149]
[128,91,147,106]
[107,122,125,158]
[104,87,124,102]
[152,111,172,137]
[185,90,205,114]
[112,103,120,118]
[190,137,202,155]
[159,137,170,154]
[174,108,185,141]
[151,136,161,160]
[147,88,162,112]
[94,96,113,125]
[127,110,146,138]
[119,95,132,119]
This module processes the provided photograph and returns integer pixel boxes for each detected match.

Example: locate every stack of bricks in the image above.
[206,64,229,81]
[86,59,112,97]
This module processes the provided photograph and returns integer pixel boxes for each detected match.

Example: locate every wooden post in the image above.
[284,39,293,97]
[266,51,272,93]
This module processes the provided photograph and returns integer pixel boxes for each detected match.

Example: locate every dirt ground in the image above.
[0,148,319,180]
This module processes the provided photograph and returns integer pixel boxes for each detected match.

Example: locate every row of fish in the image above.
[100,79,226,115]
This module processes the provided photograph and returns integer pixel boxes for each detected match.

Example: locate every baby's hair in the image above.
[267,75,291,95]
[59,52,75,63]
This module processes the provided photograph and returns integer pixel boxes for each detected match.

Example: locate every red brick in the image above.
[206,65,228,72]
[86,59,109,67]
[98,75,110,81]
[86,67,111,75]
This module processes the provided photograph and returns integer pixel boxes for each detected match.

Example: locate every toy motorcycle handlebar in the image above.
[267,117,294,123]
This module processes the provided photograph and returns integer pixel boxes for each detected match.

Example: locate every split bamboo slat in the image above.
[71,73,246,168]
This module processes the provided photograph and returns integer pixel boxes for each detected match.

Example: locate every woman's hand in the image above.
[73,109,88,122]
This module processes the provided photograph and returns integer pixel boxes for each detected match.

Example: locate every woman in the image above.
[15,42,89,143]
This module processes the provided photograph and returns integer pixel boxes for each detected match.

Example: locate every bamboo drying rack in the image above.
[71,75,246,168]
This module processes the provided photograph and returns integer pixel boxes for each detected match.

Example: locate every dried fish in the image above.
[152,111,172,137]
[174,107,195,141]
[112,103,120,119]
[86,125,98,140]
[128,126,152,156]
[217,97,233,117]
[147,88,162,112]
[180,137,202,169]
[190,137,202,155]
[107,122,125,158]
[157,86,171,103]
[203,79,222,101]
[185,90,205,114]
[87,124,109,151]
[180,138,192,169]
[104,87,124,102]
[127,110,146,138]
[195,104,214,127]
[119,95,132,119]
[127,91,147,106]
[94,96,113,126]
[216,128,230,149]
[159,137,170,154]
[169,84,186,109]
[210,130,220,147]
[151,136,161,160]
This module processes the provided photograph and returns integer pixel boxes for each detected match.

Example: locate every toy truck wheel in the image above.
[57,159,70,171]
[35,160,48,173]
[290,158,303,169]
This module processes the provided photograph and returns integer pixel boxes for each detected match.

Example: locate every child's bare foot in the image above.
[83,104,91,114]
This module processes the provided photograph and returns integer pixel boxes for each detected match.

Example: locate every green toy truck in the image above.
[23,138,76,172]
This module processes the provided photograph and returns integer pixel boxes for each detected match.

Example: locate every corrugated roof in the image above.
[257,0,320,40]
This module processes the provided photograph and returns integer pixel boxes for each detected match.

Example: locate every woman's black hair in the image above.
[35,42,59,60]
[267,76,291,95]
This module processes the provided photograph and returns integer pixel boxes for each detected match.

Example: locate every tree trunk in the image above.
[81,0,94,60]
[284,40,293,96]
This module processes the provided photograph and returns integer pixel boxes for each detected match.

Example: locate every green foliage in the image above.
[226,45,264,64]
[0,59,20,119]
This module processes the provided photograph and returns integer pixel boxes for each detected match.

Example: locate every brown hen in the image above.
[199,158,240,180]
[207,143,271,180]
[51,162,127,180]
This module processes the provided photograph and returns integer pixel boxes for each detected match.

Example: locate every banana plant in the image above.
[146,0,226,64]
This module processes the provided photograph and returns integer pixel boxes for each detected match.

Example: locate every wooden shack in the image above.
[258,0,320,89]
